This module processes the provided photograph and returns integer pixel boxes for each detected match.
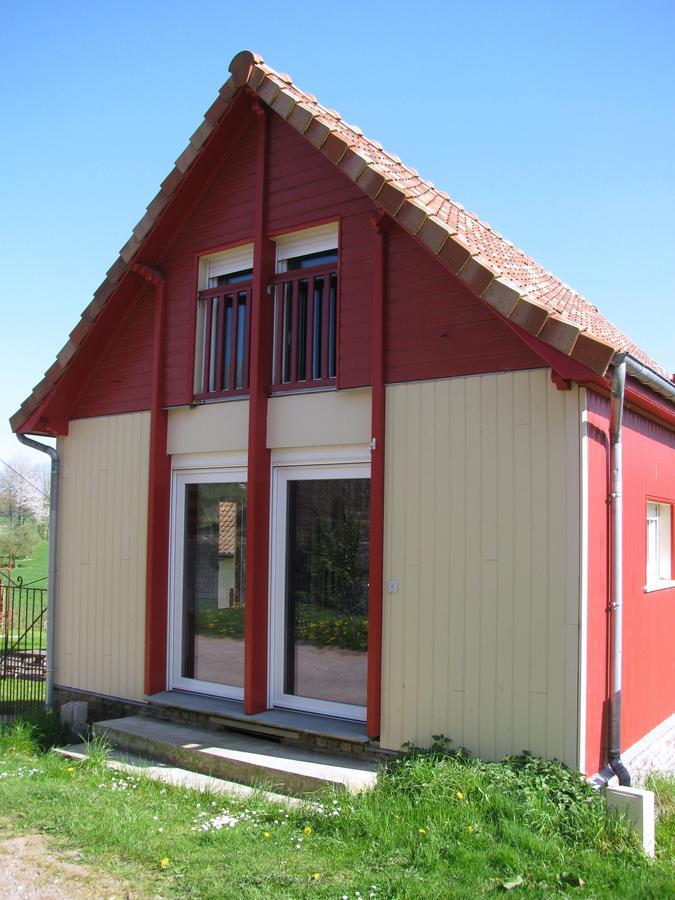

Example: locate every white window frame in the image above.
[194,243,254,394]
[198,242,254,289]
[168,464,248,699]
[274,222,338,273]
[269,449,370,721]
[645,500,675,592]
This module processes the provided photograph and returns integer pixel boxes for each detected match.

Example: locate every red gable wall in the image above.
[73,104,541,419]
[585,389,675,775]
[385,227,541,382]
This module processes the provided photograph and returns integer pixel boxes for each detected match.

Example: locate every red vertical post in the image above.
[367,214,389,738]
[244,100,276,714]
[133,263,171,697]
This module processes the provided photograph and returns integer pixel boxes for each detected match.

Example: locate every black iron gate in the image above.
[0,575,47,720]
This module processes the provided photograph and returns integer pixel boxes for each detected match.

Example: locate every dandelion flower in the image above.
[312,873,321,881]
[456,791,464,801]
[467,825,474,833]
[263,831,270,838]
[418,827,427,835]
[160,857,169,868]
[67,767,74,773]
[303,826,312,835]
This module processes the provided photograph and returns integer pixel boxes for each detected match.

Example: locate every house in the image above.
[11,51,675,783]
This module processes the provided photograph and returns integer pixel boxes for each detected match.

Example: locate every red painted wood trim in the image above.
[579,378,675,432]
[273,286,283,386]
[306,276,315,380]
[229,296,239,391]
[625,382,675,430]
[202,298,213,394]
[132,263,171,697]
[367,213,389,739]
[244,101,275,714]
[290,279,299,384]
[215,297,225,392]
[321,278,330,380]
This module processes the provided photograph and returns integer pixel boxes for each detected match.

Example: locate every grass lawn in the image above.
[0,719,673,898]
[1,540,49,587]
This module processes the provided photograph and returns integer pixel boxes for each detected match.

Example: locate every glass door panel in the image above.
[171,471,246,698]
[272,467,370,718]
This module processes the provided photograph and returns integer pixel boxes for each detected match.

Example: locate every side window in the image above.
[272,223,339,388]
[194,244,253,397]
[646,500,674,590]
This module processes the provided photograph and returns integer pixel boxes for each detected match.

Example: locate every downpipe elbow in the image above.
[608,752,631,787]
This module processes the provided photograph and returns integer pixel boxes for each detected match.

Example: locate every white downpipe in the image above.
[608,359,630,786]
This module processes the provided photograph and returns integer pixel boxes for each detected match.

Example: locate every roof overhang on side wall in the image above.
[12,50,675,437]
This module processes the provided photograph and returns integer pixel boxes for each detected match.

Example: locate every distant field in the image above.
[1,541,48,587]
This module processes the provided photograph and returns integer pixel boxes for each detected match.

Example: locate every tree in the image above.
[0,521,40,564]
[0,456,49,530]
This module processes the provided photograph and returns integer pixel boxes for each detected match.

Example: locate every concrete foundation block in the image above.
[60,701,89,737]
[605,786,655,857]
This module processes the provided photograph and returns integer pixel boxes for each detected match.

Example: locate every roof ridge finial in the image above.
[228,50,264,86]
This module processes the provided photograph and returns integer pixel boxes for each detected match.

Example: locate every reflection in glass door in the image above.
[171,471,247,698]
[272,465,370,719]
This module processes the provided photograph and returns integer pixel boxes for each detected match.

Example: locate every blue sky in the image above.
[1,0,673,462]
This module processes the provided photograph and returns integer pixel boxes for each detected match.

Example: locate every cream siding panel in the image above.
[167,401,249,455]
[56,412,150,701]
[381,371,581,767]
[267,388,371,448]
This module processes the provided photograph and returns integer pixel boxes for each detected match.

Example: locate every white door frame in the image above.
[269,454,370,720]
[168,464,247,700]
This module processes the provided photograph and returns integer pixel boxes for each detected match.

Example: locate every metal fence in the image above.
[0,575,47,720]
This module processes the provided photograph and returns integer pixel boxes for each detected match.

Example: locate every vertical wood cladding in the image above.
[56,412,150,700]
[381,371,582,765]
[73,104,541,419]
[585,391,675,774]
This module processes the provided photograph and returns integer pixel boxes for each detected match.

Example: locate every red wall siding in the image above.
[585,389,675,774]
[73,114,259,416]
[385,227,541,382]
[265,116,376,390]
[72,104,542,417]
[72,284,155,418]
[160,115,258,405]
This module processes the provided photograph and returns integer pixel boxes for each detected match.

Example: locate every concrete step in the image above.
[147,690,373,750]
[93,716,378,797]
[53,744,303,808]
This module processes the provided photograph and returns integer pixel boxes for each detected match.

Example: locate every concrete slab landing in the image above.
[93,716,378,796]
[147,691,369,743]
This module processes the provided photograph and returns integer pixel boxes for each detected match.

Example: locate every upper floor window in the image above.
[271,223,338,390]
[193,224,339,400]
[194,244,253,399]
[646,500,674,591]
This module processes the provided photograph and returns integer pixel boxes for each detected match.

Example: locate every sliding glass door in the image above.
[271,463,370,720]
[170,469,247,698]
